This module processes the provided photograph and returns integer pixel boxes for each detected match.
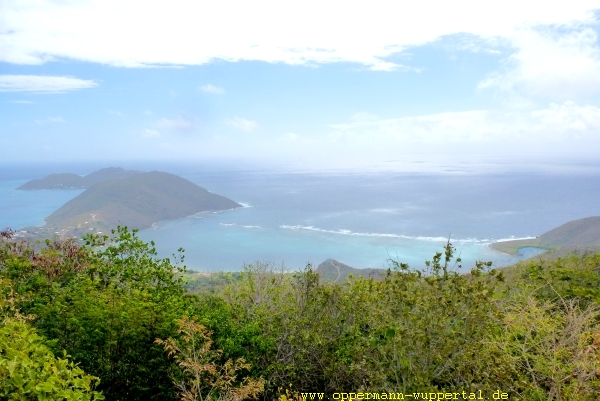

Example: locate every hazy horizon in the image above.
[6,167,595,271]
[3,1,600,270]
[2,2,600,170]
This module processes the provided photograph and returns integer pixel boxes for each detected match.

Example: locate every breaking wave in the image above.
[494,236,537,242]
[220,223,263,229]
[279,225,535,244]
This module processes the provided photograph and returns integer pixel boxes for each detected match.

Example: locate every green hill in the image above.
[44,171,241,235]
[490,216,600,256]
[316,258,387,283]
[17,167,142,190]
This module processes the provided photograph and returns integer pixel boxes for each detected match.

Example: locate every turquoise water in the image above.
[137,210,539,272]
[1,168,598,272]
[134,169,598,271]
[0,180,83,229]
[518,246,548,259]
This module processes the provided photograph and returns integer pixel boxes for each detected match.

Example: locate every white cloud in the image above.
[1,1,597,73]
[141,129,161,138]
[0,75,97,93]
[437,33,505,55]
[479,26,600,99]
[328,102,600,145]
[156,116,193,130]
[200,84,225,94]
[143,109,152,115]
[227,117,258,132]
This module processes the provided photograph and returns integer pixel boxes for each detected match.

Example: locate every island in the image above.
[316,258,386,283]
[490,216,600,256]
[17,167,142,190]
[35,170,241,236]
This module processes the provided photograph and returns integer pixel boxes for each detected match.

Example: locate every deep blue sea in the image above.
[2,163,600,272]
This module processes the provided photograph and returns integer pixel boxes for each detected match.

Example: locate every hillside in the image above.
[316,258,387,283]
[490,216,600,256]
[17,167,142,190]
[44,171,241,235]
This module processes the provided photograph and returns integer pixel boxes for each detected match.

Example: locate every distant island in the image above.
[490,216,600,256]
[22,170,241,237]
[17,167,142,190]
[316,258,386,283]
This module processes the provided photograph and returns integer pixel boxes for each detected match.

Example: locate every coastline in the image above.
[487,243,514,256]
[489,239,550,257]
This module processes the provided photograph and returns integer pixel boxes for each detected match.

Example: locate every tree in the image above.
[0,226,192,400]
[156,316,264,401]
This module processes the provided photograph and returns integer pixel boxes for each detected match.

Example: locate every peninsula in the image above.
[17,167,142,190]
[39,171,241,236]
[490,216,600,256]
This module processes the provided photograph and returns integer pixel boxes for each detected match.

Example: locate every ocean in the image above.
[2,164,600,272]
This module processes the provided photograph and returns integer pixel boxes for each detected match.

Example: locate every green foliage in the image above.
[0,226,191,401]
[184,272,242,295]
[219,262,346,394]
[357,244,509,393]
[519,252,600,304]
[3,225,600,401]
[497,292,600,399]
[208,243,600,399]
[0,315,104,400]
[156,316,265,401]
[0,277,103,400]
[495,253,600,398]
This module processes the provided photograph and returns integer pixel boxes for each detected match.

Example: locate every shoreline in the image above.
[487,243,514,256]
[488,241,550,257]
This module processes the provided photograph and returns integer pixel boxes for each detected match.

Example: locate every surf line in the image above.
[279,225,487,243]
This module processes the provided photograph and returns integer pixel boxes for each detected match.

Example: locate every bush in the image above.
[156,316,264,401]
[0,277,103,400]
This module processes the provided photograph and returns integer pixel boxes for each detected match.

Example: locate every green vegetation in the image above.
[17,167,142,190]
[182,271,242,294]
[43,171,241,236]
[2,226,600,400]
[491,216,600,255]
[155,316,265,401]
[0,273,104,400]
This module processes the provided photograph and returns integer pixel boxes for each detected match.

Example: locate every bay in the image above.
[2,166,600,271]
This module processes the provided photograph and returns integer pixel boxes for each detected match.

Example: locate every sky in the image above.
[2,1,600,172]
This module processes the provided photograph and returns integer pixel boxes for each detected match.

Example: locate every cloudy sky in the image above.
[2,1,600,171]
